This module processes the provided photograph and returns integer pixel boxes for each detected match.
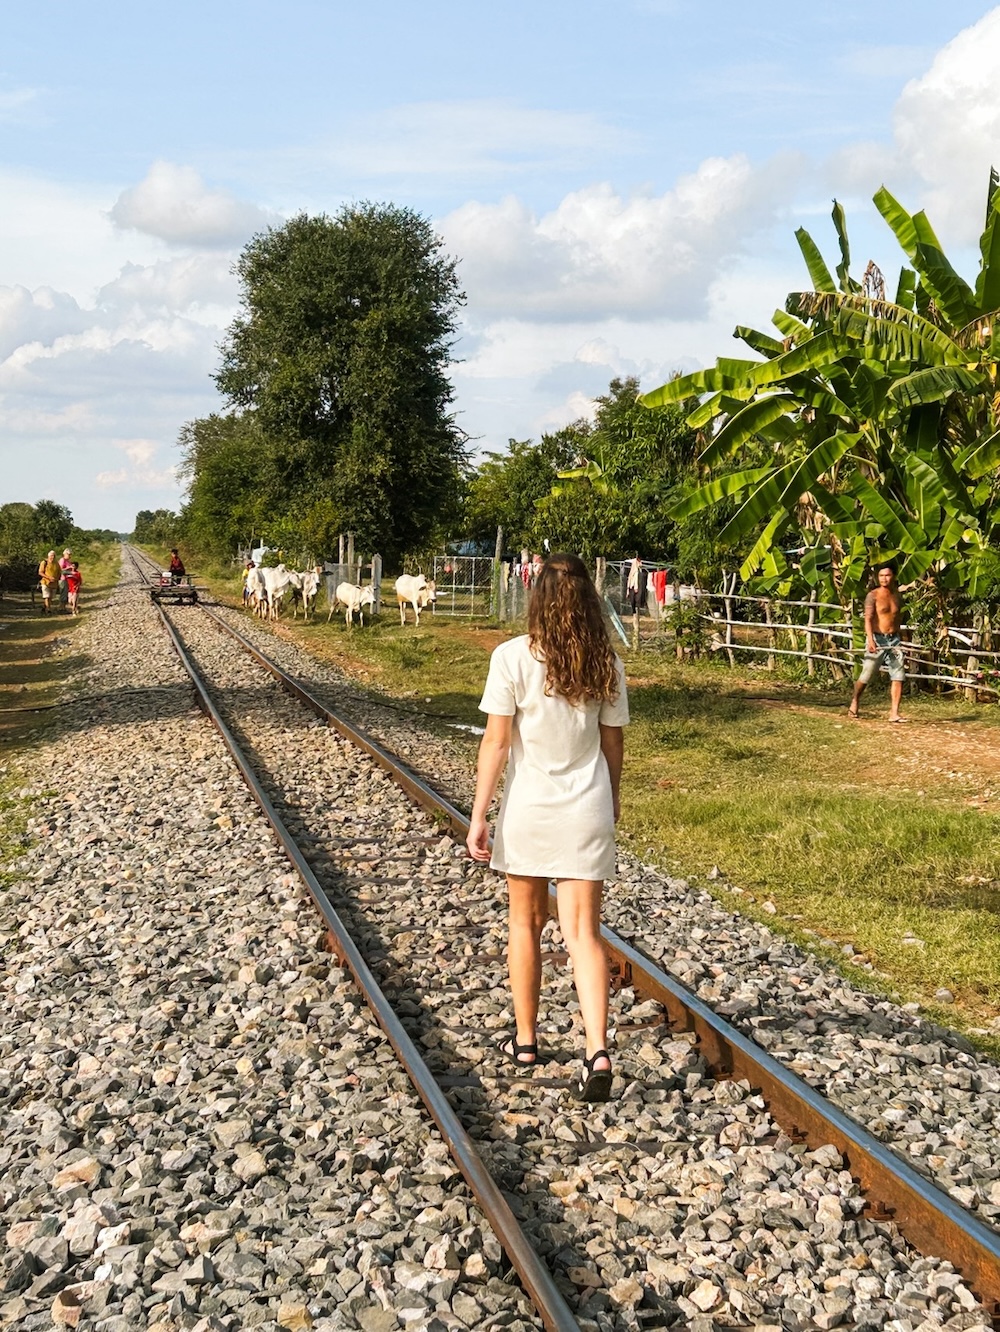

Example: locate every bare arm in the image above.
[466,713,512,862]
[864,591,877,653]
[599,723,624,822]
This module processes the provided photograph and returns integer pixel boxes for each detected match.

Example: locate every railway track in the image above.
[127,545,1000,1329]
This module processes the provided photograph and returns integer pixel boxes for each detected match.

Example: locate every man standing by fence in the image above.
[848,564,907,722]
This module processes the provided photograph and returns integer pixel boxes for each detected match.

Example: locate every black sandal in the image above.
[576,1049,613,1102]
[498,1033,538,1067]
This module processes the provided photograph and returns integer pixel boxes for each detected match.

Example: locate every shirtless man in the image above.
[848,564,906,721]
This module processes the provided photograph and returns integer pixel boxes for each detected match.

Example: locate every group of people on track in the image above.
[37,548,83,615]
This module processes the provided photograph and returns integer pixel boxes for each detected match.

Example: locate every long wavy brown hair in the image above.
[527,554,619,704]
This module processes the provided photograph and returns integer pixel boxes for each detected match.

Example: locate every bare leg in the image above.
[506,875,549,1059]
[889,679,905,721]
[848,677,865,717]
[556,879,610,1071]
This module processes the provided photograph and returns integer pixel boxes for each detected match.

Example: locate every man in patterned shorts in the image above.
[848,564,907,722]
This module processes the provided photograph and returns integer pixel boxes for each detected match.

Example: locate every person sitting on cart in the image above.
[168,549,186,584]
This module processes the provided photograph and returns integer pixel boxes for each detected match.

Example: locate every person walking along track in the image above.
[467,553,629,1101]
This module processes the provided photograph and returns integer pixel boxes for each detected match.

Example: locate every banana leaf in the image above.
[772,308,812,342]
[639,358,761,408]
[721,432,857,541]
[959,428,1000,479]
[697,394,797,466]
[665,464,776,520]
[740,509,787,581]
[835,308,966,367]
[748,331,841,387]
[874,186,918,261]
[888,365,985,409]
[795,227,836,292]
[895,266,916,310]
[913,240,978,327]
[976,173,1000,313]
[848,470,918,552]
[831,200,860,294]
[735,325,785,357]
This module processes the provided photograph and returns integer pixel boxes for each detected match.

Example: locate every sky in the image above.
[3,0,1000,530]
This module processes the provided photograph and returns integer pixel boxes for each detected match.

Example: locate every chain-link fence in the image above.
[430,555,497,616]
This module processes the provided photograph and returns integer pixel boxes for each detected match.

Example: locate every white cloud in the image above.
[95,438,176,490]
[324,99,630,180]
[440,153,798,323]
[97,254,238,321]
[109,160,275,247]
[0,86,41,122]
[890,8,1000,243]
[0,286,90,362]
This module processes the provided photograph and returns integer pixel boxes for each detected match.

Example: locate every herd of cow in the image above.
[242,564,437,628]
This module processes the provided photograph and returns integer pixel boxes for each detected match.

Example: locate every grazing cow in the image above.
[330,582,375,627]
[394,573,436,626]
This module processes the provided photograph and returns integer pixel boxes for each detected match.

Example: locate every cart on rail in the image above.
[149,571,200,605]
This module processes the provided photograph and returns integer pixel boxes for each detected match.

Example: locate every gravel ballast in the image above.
[0,550,994,1330]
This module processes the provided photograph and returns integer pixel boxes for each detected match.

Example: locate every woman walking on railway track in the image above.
[467,552,628,1102]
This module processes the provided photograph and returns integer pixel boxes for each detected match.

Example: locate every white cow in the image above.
[394,574,436,626]
[261,564,295,621]
[245,565,268,617]
[290,567,322,620]
[330,582,375,627]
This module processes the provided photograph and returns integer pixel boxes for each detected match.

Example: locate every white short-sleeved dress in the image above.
[478,635,629,880]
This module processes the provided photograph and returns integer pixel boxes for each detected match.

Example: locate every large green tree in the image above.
[642,174,1000,605]
[463,430,579,550]
[212,205,466,566]
[536,376,704,565]
[178,414,268,556]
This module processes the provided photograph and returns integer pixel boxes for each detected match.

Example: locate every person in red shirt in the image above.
[168,549,186,584]
[65,562,83,615]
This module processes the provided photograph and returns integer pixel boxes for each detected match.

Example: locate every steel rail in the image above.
[124,547,1000,1318]
[142,592,580,1332]
[178,577,1000,1321]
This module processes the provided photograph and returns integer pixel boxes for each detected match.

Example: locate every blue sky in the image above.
[2,1,999,529]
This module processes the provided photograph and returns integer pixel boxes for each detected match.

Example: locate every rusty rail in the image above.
[128,547,1000,1320]
[126,550,579,1332]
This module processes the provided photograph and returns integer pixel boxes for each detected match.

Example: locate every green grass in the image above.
[175,565,1000,1048]
[0,540,123,749]
[619,659,1000,1049]
[0,541,123,895]
[0,768,30,892]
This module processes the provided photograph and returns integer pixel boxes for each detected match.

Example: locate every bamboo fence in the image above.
[641,582,1000,701]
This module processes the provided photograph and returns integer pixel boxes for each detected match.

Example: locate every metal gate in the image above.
[431,555,496,617]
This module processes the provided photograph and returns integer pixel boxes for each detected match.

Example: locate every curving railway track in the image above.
[127,545,1000,1329]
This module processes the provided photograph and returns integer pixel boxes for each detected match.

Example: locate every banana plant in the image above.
[641,171,1000,604]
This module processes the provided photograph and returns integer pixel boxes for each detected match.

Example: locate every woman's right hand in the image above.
[466,814,492,862]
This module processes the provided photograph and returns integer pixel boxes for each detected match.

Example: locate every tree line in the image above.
[161,203,725,578]
[161,175,1000,609]
[0,500,118,588]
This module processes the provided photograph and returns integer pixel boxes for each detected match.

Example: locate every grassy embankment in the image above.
[0,542,124,883]
[160,549,1000,1051]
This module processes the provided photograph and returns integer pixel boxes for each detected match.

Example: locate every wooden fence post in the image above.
[371,554,382,614]
[763,599,776,671]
